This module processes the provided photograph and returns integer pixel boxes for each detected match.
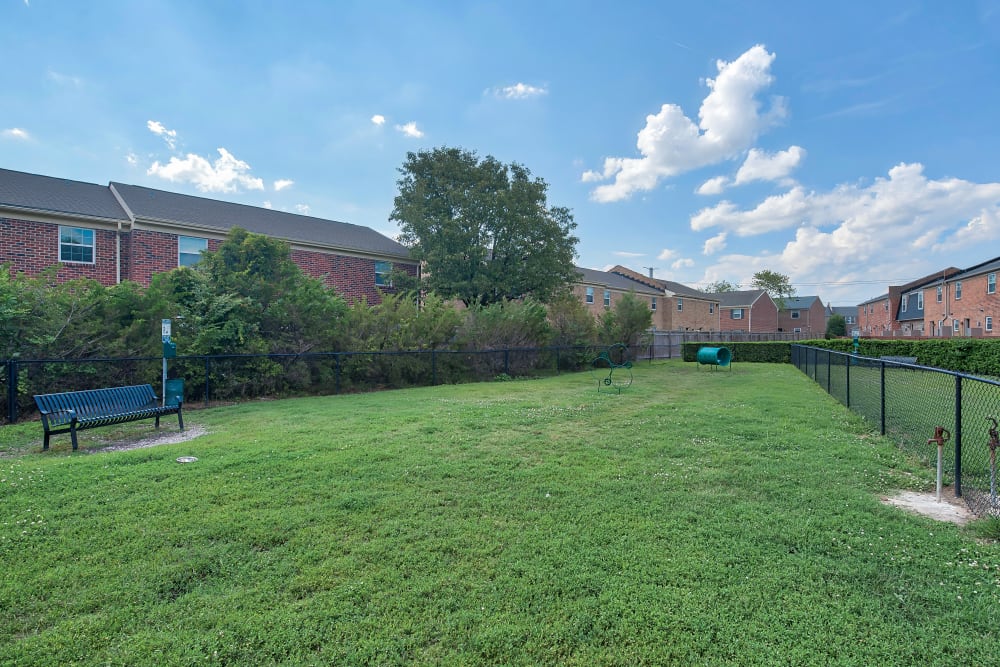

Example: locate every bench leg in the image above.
[43,432,50,451]
[70,423,79,451]
[155,415,161,429]
[177,408,184,431]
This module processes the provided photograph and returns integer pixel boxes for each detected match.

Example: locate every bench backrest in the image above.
[34,384,159,426]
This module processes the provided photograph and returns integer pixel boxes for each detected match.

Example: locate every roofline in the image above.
[0,202,128,227]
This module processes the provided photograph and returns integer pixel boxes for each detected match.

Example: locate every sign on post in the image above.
[162,319,172,342]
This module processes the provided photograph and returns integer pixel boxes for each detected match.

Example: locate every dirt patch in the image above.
[90,425,208,453]
[881,488,974,525]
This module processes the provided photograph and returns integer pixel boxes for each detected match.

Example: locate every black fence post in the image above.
[432,349,437,386]
[826,349,832,394]
[880,361,886,436]
[955,375,963,497]
[6,360,17,424]
[335,353,342,394]
[845,355,851,408]
[504,349,510,376]
[204,357,210,408]
[555,347,560,374]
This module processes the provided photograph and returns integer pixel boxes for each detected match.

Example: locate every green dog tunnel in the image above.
[696,346,732,367]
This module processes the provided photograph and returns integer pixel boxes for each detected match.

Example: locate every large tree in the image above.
[750,270,795,308]
[390,147,579,306]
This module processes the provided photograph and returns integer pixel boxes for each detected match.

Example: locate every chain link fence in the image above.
[3,344,681,426]
[793,344,1000,517]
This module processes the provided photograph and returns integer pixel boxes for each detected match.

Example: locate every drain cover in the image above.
[176,456,198,463]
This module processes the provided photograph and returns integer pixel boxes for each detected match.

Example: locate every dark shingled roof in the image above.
[0,167,129,222]
[111,182,412,260]
[711,290,768,308]
[575,267,661,295]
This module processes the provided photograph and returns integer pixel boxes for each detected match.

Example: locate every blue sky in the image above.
[3,1,999,306]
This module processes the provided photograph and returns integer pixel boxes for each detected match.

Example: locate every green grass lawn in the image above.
[2,361,999,666]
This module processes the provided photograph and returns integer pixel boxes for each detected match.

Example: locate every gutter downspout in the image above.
[116,220,122,284]
[109,184,136,285]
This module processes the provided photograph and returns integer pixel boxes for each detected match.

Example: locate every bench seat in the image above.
[34,384,183,451]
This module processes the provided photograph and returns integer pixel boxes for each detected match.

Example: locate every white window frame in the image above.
[603,290,611,308]
[791,310,800,319]
[374,260,393,287]
[731,308,744,320]
[585,287,594,304]
[953,319,960,334]
[651,297,656,311]
[709,303,715,314]
[901,295,908,312]
[917,292,923,310]
[937,285,943,302]
[793,327,802,333]
[59,226,95,264]
[987,316,993,332]
[178,236,208,267]
[677,298,683,312]
[955,281,963,300]
[989,273,996,295]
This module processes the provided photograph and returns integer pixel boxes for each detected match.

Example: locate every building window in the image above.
[651,297,656,311]
[987,316,994,332]
[731,308,744,320]
[988,273,996,294]
[955,281,962,300]
[374,261,392,286]
[677,298,683,311]
[884,301,888,311]
[585,287,594,304]
[793,327,802,333]
[709,303,715,314]
[59,226,95,264]
[791,310,800,319]
[953,319,960,334]
[901,295,908,312]
[603,290,611,308]
[917,292,923,310]
[178,236,208,267]
[937,285,943,302]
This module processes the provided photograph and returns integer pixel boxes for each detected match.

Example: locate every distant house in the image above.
[828,306,859,333]
[713,290,777,333]
[0,167,417,303]
[777,296,826,335]
[924,257,1000,337]
[573,266,661,321]
[608,265,721,331]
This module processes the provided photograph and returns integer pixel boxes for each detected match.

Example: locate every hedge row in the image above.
[680,338,1000,377]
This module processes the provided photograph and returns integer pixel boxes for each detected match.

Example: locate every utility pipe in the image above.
[927,426,950,503]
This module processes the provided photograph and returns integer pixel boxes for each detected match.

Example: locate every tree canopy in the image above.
[750,270,795,308]
[390,147,579,306]
[704,279,738,293]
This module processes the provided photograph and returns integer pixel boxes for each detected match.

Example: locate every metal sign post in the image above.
[161,319,171,407]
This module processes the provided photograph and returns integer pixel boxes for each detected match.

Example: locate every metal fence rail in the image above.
[792,344,1000,517]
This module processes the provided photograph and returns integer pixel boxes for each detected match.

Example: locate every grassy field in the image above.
[2,361,999,665]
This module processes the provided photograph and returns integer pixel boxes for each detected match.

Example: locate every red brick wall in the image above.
[1,217,416,304]
[1,216,119,284]
[126,229,179,286]
[291,248,417,304]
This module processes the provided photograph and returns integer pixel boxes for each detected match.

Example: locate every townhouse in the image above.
[0,167,417,303]
[714,290,778,333]
[609,266,721,331]
[776,296,826,335]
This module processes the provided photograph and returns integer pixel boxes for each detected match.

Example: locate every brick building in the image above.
[609,265,721,331]
[777,296,826,335]
[0,168,416,303]
[714,290,777,333]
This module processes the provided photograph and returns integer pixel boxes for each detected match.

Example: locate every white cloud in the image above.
[46,69,83,88]
[734,146,805,185]
[671,258,695,271]
[147,120,178,150]
[493,83,548,99]
[703,232,727,255]
[697,176,729,195]
[395,121,424,138]
[657,248,678,261]
[125,152,138,166]
[613,251,645,258]
[371,114,386,126]
[695,163,1000,306]
[263,200,273,209]
[294,204,311,215]
[274,179,294,191]
[147,148,265,193]
[586,44,786,203]
[1,128,30,140]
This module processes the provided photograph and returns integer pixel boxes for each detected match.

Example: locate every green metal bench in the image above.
[33,384,184,451]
